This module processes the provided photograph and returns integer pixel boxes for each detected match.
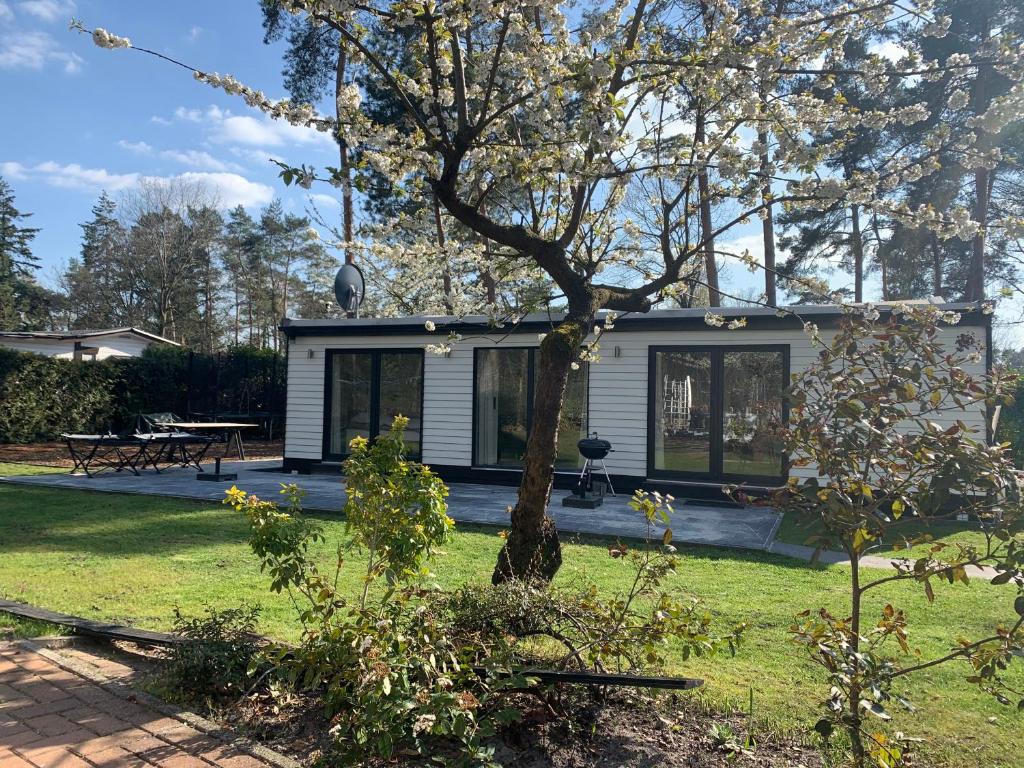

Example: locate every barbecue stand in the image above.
[563,433,616,509]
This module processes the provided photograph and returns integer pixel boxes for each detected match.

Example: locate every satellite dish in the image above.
[334,263,365,317]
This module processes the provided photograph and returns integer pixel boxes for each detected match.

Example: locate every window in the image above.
[473,348,588,469]
[649,346,786,481]
[324,349,423,460]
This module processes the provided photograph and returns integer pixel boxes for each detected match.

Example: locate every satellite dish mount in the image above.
[334,263,365,318]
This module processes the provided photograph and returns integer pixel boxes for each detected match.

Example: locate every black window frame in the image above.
[322,348,425,462]
[471,346,590,470]
[646,344,790,483]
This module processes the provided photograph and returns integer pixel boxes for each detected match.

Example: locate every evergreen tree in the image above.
[0,176,45,329]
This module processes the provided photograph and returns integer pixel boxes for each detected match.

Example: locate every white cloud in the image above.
[118,139,153,155]
[217,114,335,150]
[870,41,908,64]
[160,149,239,173]
[228,146,284,167]
[1,160,27,179]
[19,0,74,22]
[309,193,341,210]
[14,160,140,191]
[0,2,13,23]
[172,172,273,208]
[0,29,82,72]
[186,25,202,42]
[0,161,273,208]
[150,115,171,126]
[162,103,335,151]
[120,137,242,172]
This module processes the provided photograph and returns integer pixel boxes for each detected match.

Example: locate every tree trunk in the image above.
[850,203,864,303]
[847,546,866,768]
[695,110,719,307]
[966,167,988,301]
[335,45,355,265]
[760,145,777,306]
[492,312,587,584]
[930,235,943,297]
[433,193,454,312]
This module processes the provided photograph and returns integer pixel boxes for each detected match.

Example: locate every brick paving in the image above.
[0,643,281,768]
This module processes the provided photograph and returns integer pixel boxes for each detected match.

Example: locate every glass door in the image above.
[649,346,786,481]
[327,352,372,458]
[473,348,589,469]
[722,350,785,478]
[324,349,424,460]
[651,349,713,475]
[474,348,531,467]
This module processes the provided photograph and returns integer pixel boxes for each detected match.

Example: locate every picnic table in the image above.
[63,432,214,477]
[156,421,256,460]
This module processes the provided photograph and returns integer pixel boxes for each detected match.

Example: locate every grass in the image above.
[0,462,1021,767]
[775,508,1020,559]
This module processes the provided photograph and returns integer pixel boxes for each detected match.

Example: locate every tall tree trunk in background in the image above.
[850,203,864,303]
[930,235,943,297]
[335,46,355,265]
[433,193,454,312]
[966,167,989,301]
[965,14,991,302]
[759,125,777,306]
[492,309,588,584]
[695,108,720,307]
[871,214,889,300]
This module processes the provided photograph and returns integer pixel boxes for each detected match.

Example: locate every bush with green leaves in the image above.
[766,304,1024,768]
[164,605,262,701]
[223,417,506,765]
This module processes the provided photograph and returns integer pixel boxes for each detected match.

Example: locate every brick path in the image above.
[0,642,283,768]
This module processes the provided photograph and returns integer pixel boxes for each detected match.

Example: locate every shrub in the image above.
[224,418,502,764]
[767,304,1024,768]
[165,605,262,701]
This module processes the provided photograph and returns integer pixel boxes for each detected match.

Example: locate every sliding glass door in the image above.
[474,348,588,469]
[324,349,423,460]
[649,346,786,482]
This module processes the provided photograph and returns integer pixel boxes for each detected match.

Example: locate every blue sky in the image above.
[1,0,344,284]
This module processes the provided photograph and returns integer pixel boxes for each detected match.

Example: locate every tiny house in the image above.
[279,304,991,492]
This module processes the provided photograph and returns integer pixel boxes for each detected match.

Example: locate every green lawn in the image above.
[0,462,1021,767]
[775,508,1021,559]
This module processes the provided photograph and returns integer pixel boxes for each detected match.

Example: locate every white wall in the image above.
[285,324,990,480]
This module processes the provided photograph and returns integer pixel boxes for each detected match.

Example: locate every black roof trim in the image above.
[280,303,989,339]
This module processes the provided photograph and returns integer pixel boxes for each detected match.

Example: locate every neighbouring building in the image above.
[0,328,179,360]
[279,303,991,493]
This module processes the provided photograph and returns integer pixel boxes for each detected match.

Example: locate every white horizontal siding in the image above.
[285,322,990,481]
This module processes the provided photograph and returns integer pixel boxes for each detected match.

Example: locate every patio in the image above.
[0,461,781,550]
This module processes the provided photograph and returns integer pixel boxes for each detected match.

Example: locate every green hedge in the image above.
[0,346,286,443]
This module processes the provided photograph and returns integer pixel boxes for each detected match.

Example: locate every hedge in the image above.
[0,346,286,443]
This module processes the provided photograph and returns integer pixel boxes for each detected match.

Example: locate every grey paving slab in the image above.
[0,461,781,551]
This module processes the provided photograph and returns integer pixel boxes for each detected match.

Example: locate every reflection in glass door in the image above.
[473,349,589,469]
[328,352,372,456]
[722,351,784,477]
[650,346,786,481]
[378,352,424,457]
[325,350,423,460]
[652,350,712,473]
[475,349,531,467]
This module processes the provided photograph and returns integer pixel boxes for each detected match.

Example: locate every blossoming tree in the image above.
[77,0,1024,582]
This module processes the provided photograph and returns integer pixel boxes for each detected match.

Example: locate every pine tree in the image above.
[0,176,45,329]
